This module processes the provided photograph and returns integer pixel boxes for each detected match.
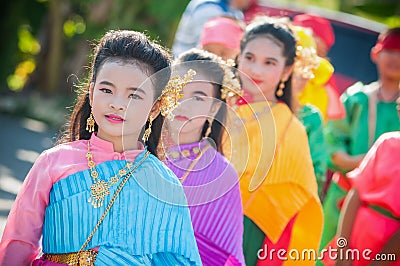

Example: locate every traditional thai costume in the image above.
[227,101,323,266]
[0,134,201,265]
[164,140,244,265]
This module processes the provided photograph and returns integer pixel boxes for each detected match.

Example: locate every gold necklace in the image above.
[178,144,211,184]
[233,102,276,126]
[86,140,148,208]
[168,145,201,160]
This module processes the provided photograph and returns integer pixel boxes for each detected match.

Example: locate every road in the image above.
[0,113,57,237]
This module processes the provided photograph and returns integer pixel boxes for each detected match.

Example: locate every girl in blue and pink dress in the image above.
[0,30,201,265]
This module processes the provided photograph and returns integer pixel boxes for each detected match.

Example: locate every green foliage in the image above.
[6,26,41,91]
[0,0,46,92]
[105,0,189,47]
[349,0,400,27]
[64,15,86,38]
[3,0,396,96]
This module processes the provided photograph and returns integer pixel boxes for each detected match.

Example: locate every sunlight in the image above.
[21,118,48,133]
[0,175,23,196]
[0,199,15,211]
[0,217,7,238]
[16,149,40,164]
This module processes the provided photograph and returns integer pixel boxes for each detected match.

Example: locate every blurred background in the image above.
[0,0,399,125]
[0,0,399,235]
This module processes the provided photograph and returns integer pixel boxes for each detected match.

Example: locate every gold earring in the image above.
[276,80,285,97]
[142,115,154,142]
[205,118,213,138]
[86,112,95,133]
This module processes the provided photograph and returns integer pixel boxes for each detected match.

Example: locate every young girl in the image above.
[0,30,201,265]
[227,16,323,265]
[160,48,245,265]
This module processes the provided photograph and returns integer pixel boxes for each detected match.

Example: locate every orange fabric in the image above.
[227,102,323,265]
[257,215,296,266]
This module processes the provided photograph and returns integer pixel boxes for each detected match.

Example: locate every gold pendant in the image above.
[88,180,110,208]
[78,250,97,266]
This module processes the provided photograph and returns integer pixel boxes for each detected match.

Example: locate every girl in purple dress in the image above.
[161,48,245,265]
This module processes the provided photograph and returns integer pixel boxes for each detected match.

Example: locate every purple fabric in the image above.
[165,141,245,266]
[32,257,67,266]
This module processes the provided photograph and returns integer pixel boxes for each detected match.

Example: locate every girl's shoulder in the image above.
[38,139,87,170]
[343,81,376,104]
[144,153,183,185]
[205,146,239,178]
[43,139,87,157]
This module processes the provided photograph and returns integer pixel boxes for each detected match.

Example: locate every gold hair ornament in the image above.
[159,69,196,120]
[294,45,320,79]
[220,59,243,102]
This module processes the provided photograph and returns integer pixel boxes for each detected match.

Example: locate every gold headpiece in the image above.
[158,69,196,119]
[220,59,243,101]
[294,45,320,79]
[293,26,320,79]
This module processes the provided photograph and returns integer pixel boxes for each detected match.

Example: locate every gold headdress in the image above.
[293,26,320,79]
[220,58,243,103]
[158,69,196,119]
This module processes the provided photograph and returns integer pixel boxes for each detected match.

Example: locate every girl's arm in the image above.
[331,151,365,173]
[0,151,53,264]
[335,188,362,266]
[336,188,361,239]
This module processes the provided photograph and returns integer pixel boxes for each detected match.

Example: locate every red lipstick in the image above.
[252,78,263,85]
[105,114,125,124]
[174,115,189,121]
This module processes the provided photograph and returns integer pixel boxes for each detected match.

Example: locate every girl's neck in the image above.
[114,141,138,153]
[179,132,203,146]
[378,79,400,102]
[169,129,202,146]
[96,133,138,153]
[251,90,278,103]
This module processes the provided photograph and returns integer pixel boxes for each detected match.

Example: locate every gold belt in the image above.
[42,250,98,266]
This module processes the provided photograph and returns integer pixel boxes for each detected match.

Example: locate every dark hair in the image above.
[57,30,171,157]
[175,48,227,154]
[240,16,297,110]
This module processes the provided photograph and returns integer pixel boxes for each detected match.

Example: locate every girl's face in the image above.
[238,36,292,102]
[203,43,239,61]
[169,71,220,144]
[314,35,329,57]
[90,61,156,145]
[372,49,400,81]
